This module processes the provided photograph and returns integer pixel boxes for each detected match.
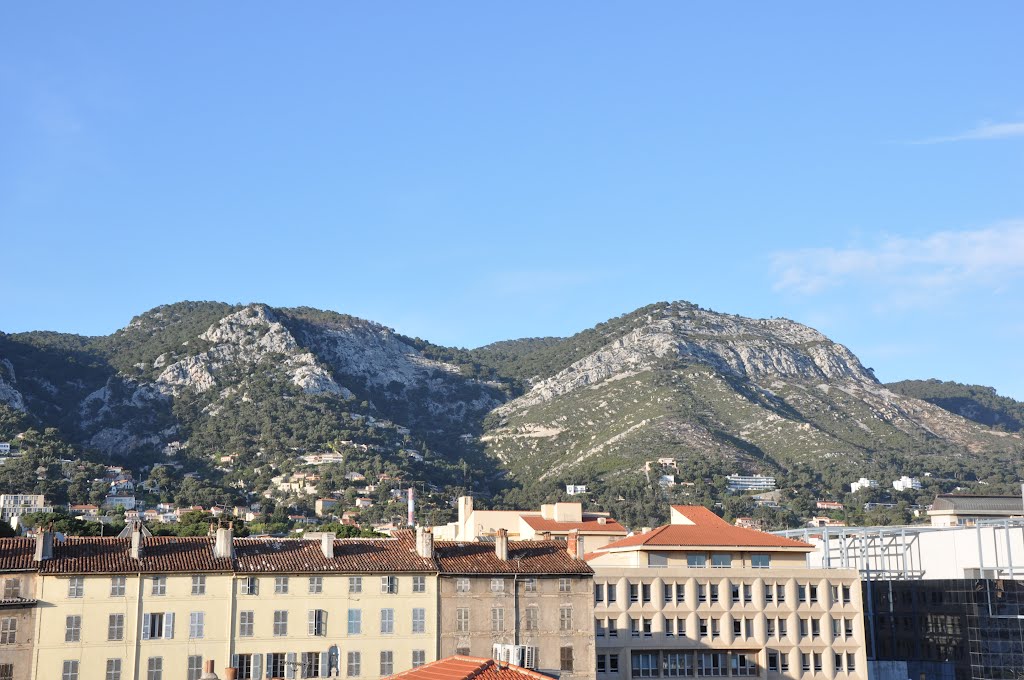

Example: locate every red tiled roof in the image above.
[389,656,555,680]
[39,536,234,574]
[595,506,811,552]
[435,540,592,575]
[520,515,627,534]
[0,538,35,571]
[233,532,435,574]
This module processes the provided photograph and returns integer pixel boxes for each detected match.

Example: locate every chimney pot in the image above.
[566,529,581,558]
[320,532,336,559]
[223,668,237,680]
[416,526,434,559]
[33,529,53,562]
[130,522,143,560]
[214,525,234,560]
[495,528,509,560]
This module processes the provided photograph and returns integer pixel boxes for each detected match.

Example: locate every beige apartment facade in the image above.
[588,507,867,680]
[433,528,596,680]
[0,538,37,680]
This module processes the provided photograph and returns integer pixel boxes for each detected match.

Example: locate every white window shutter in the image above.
[251,653,261,679]
[308,610,316,636]
[285,653,296,679]
[320,652,329,677]
[164,611,174,639]
[142,613,150,640]
[231,655,239,672]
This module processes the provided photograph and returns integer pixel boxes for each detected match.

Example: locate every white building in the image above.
[0,494,53,521]
[0,442,11,454]
[891,476,922,492]
[102,494,137,510]
[849,478,878,493]
[565,484,588,496]
[726,474,777,492]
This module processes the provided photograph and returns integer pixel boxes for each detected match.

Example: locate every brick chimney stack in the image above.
[495,528,509,560]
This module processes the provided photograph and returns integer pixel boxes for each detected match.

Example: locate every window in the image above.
[412,608,426,633]
[648,552,668,567]
[108,613,125,641]
[631,618,640,637]
[630,583,639,603]
[812,618,820,637]
[767,617,776,636]
[302,652,321,678]
[809,585,818,603]
[110,576,126,597]
[349,576,362,593]
[189,611,205,639]
[643,617,652,637]
[698,584,707,603]
[663,583,674,603]
[733,619,742,637]
[608,618,618,637]
[665,652,692,677]
[798,585,807,602]
[814,653,823,672]
[744,584,752,604]
[65,615,81,642]
[523,577,537,593]
[831,585,839,603]
[676,583,686,603]
[348,609,362,635]
[595,583,605,603]
[413,575,426,593]
[2,579,19,599]
[309,576,323,594]
[273,610,288,636]
[456,577,470,593]
[835,653,844,673]
[274,576,289,594]
[241,576,258,595]
[151,576,166,596]
[380,608,394,634]
[187,656,202,680]
[597,655,607,674]
[607,584,617,603]
[768,651,780,673]
[801,653,811,672]
[235,655,253,680]
[699,618,708,638]
[642,583,652,603]
[844,618,854,637]
[733,653,757,677]
[381,576,398,594]
[147,657,163,680]
[380,651,394,676]
[596,617,607,637]
[766,584,775,604]
[710,584,719,603]
[687,553,707,568]
[731,584,741,604]
[665,618,675,636]
[68,577,84,598]
[490,578,504,593]
[833,619,841,638]
[456,647,470,657]
[309,609,327,636]
[560,606,573,631]
[676,618,686,637]
[745,617,754,639]
[267,654,286,679]
[843,585,852,604]
[0,664,12,680]
[105,659,122,680]
[560,646,574,672]
[191,575,206,596]
[559,577,571,593]
[457,607,470,631]
[62,661,79,680]
[412,650,426,668]
[711,553,732,568]
[633,652,658,678]
[751,553,770,568]
[779,619,788,637]
[491,607,504,632]
[776,584,786,604]
[239,611,254,637]
[800,618,809,636]
[0,618,15,644]
[846,652,855,673]
[143,612,173,639]
[698,652,726,677]
[610,655,620,673]
[346,652,360,677]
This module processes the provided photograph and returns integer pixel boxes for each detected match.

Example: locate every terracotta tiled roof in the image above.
[39,536,233,574]
[0,538,35,570]
[233,533,435,574]
[435,540,592,575]
[595,506,812,552]
[520,515,627,534]
[389,656,555,680]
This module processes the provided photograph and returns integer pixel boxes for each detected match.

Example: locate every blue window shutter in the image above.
[141,613,150,640]
[320,652,329,677]
[163,611,174,639]
[252,653,262,680]
[285,653,296,679]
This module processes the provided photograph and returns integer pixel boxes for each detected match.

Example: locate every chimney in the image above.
[130,522,143,560]
[597,517,607,525]
[200,660,220,680]
[214,523,234,560]
[539,531,552,541]
[407,487,416,527]
[566,529,581,558]
[320,532,336,559]
[223,667,237,680]
[495,528,509,561]
[416,526,434,559]
[33,528,53,562]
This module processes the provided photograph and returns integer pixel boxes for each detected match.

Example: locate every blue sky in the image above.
[2,3,1023,397]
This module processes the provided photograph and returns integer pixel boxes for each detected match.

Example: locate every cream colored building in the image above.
[26,525,439,680]
[0,538,38,680]
[588,506,867,680]
[433,496,627,554]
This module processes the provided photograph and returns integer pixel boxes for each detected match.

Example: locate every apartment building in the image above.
[588,506,866,680]
[433,528,595,679]
[0,538,37,680]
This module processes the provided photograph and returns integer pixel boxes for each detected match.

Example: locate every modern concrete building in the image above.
[926,494,1022,527]
[891,477,922,492]
[588,506,867,680]
[433,497,628,555]
[726,475,777,493]
[848,479,877,494]
[0,495,52,523]
[433,528,595,679]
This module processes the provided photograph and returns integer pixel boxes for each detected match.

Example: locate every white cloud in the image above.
[911,120,1024,144]
[771,220,1024,297]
